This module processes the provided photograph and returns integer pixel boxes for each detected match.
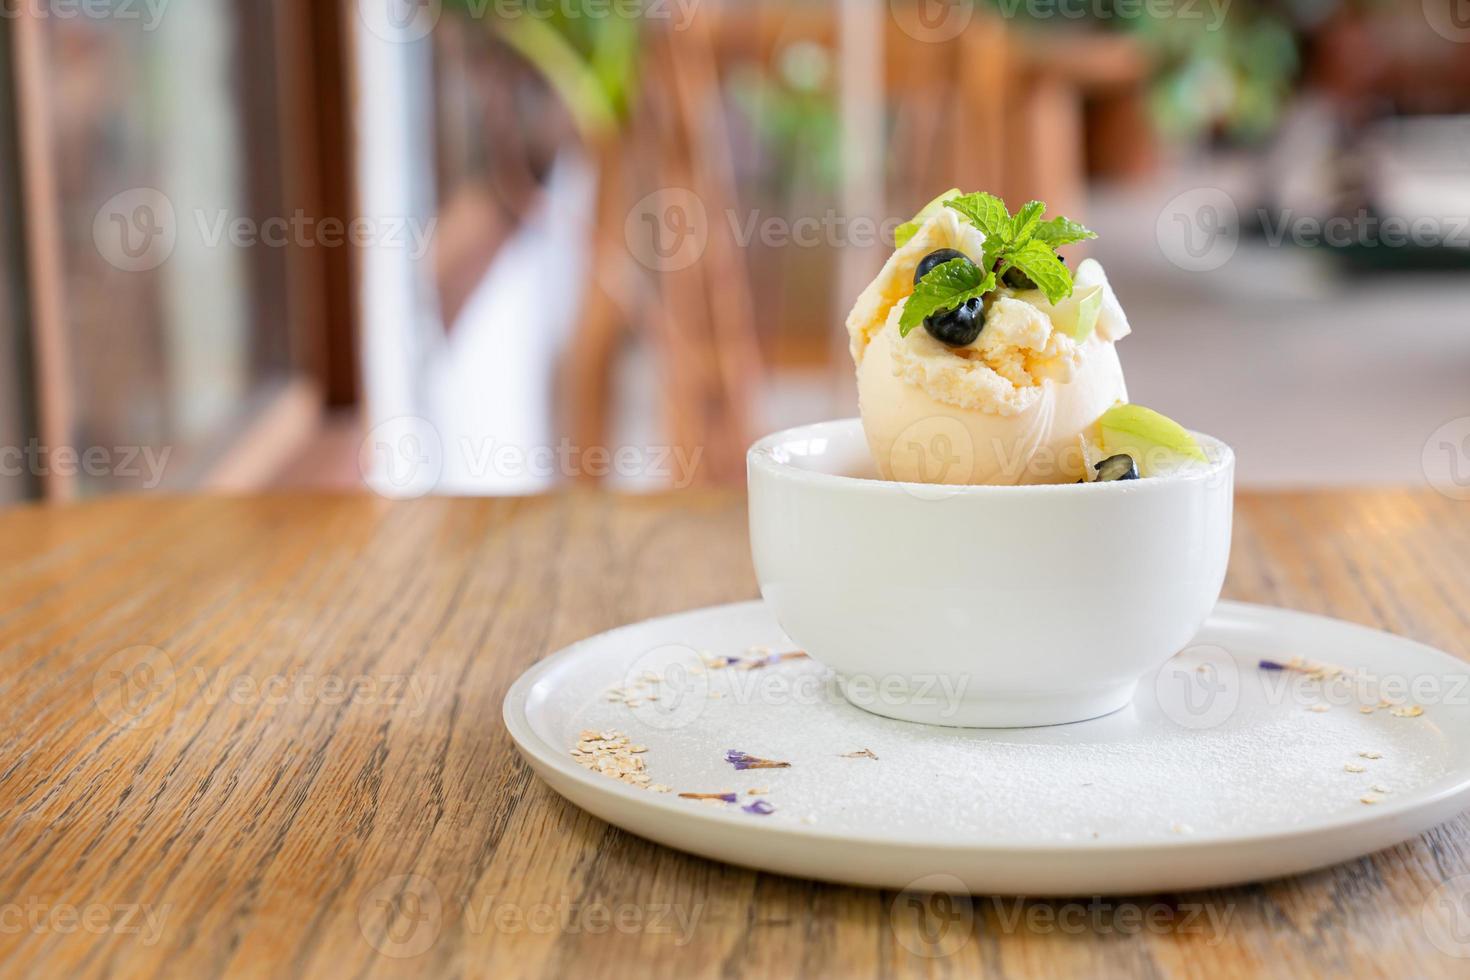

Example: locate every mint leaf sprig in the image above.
[898,259,995,338]
[944,193,1095,304]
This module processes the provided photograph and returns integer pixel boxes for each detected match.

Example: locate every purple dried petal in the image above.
[1259,660,1288,671]
[678,792,738,803]
[725,750,792,771]
[743,799,776,815]
[739,651,809,671]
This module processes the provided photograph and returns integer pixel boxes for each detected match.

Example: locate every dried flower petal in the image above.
[725,750,792,770]
[841,748,879,761]
[1258,660,1288,671]
[679,792,738,803]
[743,799,776,816]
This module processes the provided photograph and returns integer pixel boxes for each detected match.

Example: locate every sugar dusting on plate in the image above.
[564,651,1448,844]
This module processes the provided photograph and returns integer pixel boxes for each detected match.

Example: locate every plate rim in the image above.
[502,599,1470,857]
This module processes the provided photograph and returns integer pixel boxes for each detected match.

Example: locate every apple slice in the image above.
[1077,429,1105,482]
[1098,403,1207,477]
[894,188,961,247]
[1016,283,1104,342]
[1073,259,1131,341]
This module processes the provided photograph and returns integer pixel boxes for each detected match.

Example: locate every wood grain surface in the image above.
[2,491,1469,978]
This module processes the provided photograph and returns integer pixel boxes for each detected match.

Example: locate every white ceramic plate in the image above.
[503,600,1470,894]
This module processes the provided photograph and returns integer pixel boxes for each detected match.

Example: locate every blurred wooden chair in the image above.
[563,5,1149,487]
[563,14,762,487]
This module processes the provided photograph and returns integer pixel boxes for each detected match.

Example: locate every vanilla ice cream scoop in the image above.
[847,206,1131,484]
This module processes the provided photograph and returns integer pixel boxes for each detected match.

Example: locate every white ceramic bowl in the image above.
[748,418,1235,728]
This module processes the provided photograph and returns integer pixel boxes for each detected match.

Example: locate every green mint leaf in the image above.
[1033,216,1097,248]
[1010,201,1046,244]
[1005,239,1074,304]
[898,259,996,337]
[981,236,1007,273]
[945,193,1011,244]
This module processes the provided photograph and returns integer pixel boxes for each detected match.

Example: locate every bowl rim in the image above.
[748,417,1234,495]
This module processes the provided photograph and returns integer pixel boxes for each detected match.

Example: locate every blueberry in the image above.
[924,297,984,347]
[914,248,972,284]
[1002,267,1036,290]
[1002,255,1064,291]
[1094,454,1139,482]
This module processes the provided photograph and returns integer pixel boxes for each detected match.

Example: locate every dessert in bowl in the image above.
[748,191,1235,727]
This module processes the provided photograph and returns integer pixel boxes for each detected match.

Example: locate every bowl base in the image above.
[836,676,1140,729]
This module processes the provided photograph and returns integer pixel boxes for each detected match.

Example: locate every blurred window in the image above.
[25,0,295,494]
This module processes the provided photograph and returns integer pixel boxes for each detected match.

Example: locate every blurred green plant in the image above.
[984,0,1305,145]
[442,0,643,140]
[728,41,842,192]
[1133,9,1299,144]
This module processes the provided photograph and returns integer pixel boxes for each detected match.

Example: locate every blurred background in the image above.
[0,0,1466,504]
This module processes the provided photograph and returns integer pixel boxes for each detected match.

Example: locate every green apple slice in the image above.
[1019,283,1103,342]
[1010,283,1103,342]
[894,188,961,248]
[1098,403,1207,477]
[1059,285,1104,342]
[1077,430,1105,482]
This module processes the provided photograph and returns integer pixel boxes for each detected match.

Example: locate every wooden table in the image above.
[3,491,1469,978]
